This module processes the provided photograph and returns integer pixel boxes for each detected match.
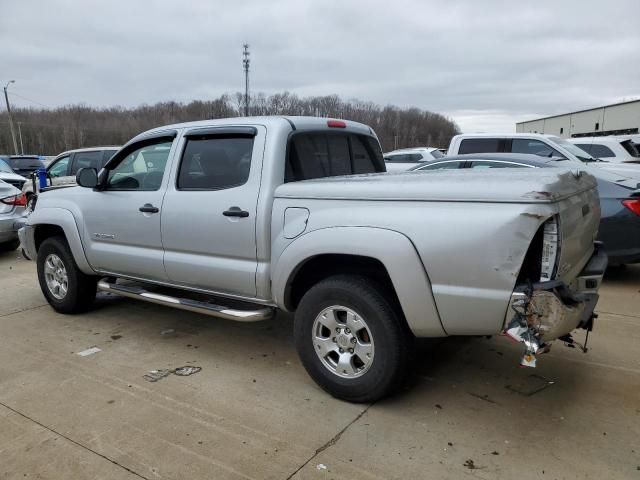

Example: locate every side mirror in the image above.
[76,168,98,188]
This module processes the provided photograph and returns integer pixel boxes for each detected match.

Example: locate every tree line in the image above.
[0,92,459,156]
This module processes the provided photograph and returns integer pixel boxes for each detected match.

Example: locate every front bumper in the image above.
[503,243,607,366]
[18,224,36,260]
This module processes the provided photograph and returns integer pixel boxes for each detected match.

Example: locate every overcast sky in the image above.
[1,0,639,132]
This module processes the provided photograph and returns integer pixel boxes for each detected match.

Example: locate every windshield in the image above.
[548,136,598,163]
[0,159,13,173]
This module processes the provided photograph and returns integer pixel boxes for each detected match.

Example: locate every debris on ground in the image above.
[463,459,478,469]
[160,329,175,336]
[110,335,122,340]
[76,346,101,357]
[435,404,442,409]
[491,451,500,455]
[316,464,327,471]
[174,366,202,376]
[143,369,172,382]
[143,366,202,382]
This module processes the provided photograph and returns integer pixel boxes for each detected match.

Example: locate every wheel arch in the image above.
[28,207,94,275]
[273,226,446,337]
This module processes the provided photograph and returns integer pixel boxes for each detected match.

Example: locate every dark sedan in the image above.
[411,153,640,266]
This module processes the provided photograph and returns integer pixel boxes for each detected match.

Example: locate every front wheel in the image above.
[294,275,411,403]
[37,236,97,313]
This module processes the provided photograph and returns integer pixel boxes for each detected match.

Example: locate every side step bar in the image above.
[97,279,274,322]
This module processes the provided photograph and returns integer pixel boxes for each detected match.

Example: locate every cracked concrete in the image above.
[0,251,639,479]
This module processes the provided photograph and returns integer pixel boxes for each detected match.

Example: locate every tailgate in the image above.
[554,174,601,283]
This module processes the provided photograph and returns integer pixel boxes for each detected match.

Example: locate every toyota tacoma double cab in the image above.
[20,116,607,402]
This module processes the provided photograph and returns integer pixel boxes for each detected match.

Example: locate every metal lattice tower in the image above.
[242,44,250,116]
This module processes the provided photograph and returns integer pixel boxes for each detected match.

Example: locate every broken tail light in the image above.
[0,193,27,207]
[540,216,560,281]
[622,199,640,216]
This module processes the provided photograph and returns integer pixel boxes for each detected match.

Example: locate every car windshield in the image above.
[548,137,598,163]
[0,159,13,173]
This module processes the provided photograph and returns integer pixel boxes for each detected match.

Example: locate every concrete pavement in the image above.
[0,250,638,479]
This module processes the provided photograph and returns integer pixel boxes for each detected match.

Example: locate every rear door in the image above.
[161,126,264,297]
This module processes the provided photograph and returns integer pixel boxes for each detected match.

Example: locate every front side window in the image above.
[587,144,615,158]
[512,139,563,158]
[177,136,253,190]
[107,141,172,191]
[48,156,70,177]
[286,133,383,182]
[70,151,104,175]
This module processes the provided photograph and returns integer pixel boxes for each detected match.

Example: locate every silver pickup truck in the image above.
[20,116,607,402]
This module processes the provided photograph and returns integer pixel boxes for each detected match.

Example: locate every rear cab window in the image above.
[286,132,384,182]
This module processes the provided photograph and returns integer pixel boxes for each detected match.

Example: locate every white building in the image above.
[516,99,640,139]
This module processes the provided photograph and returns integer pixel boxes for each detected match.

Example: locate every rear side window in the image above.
[418,161,464,170]
[458,138,503,154]
[620,140,640,158]
[178,136,253,190]
[286,133,384,182]
[469,160,525,169]
[430,150,445,159]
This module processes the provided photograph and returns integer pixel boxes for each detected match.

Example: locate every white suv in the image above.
[569,137,640,163]
[384,147,444,172]
[448,133,640,181]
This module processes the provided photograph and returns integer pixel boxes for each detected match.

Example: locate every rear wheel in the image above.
[294,275,411,403]
[37,236,97,313]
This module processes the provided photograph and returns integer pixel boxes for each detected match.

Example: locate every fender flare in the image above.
[273,226,446,337]
[27,207,95,275]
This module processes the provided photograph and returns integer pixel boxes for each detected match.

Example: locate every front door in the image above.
[80,137,176,281]
[161,126,263,298]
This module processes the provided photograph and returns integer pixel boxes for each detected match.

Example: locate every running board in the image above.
[97,279,274,322]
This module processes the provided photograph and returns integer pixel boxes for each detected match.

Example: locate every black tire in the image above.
[0,239,20,252]
[294,275,411,403]
[37,236,97,313]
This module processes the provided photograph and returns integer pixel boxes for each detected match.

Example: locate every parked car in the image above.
[412,153,640,265]
[20,116,605,402]
[447,133,640,182]
[383,147,444,172]
[569,137,640,163]
[0,157,28,191]
[22,147,120,207]
[8,155,46,177]
[0,180,27,251]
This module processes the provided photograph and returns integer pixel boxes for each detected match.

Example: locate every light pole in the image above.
[17,122,24,154]
[3,80,19,155]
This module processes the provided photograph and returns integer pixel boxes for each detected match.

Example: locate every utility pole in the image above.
[242,43,250,117]
[17,122,24,154]
[3,80,19,155]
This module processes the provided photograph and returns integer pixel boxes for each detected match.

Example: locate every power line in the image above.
[5,91,51,109]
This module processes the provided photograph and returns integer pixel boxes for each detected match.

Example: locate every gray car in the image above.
[412,153,640,265]
[0,179,27,251]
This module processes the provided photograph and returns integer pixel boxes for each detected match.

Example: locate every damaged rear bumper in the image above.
[503,243,607,367]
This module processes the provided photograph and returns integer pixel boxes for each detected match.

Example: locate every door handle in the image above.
[223,206,249,218]
[139,203,159,214]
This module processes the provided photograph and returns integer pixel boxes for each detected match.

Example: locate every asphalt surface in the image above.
[0,250,638,479]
